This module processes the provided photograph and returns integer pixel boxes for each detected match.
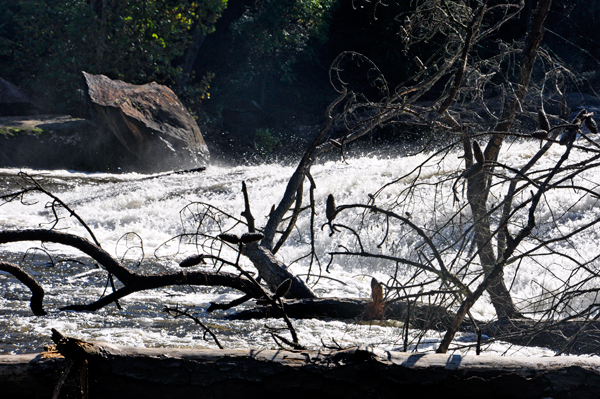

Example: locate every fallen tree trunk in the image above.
[481,317,600,355]
[230,297,455,330]
[3,341,600,399]
[231,299,600,355]
[242,242,316,299]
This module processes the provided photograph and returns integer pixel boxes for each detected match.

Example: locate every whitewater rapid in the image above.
[0,139,598,356]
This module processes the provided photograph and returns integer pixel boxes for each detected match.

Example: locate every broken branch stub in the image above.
[462,162,484,179]
[472,141,484,164]
[585,116,598,133]
[240,232,265,245]
[218,233,240,245]
[179,254,206,268]
[538,109,550,132]
[326,194,336,223]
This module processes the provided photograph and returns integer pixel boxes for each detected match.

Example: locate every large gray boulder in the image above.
[83,72,209,172]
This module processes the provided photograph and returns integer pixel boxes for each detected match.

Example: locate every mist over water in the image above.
[0,139,598,357]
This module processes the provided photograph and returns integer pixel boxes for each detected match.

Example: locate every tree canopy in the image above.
[0,0,227,113]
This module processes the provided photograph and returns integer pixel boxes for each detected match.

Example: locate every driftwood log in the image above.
[231,299,600,355]
[230,297,455,330]
[481,317,600,355]
[3,335,600,399]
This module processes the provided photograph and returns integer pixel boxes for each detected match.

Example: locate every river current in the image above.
[1,140,596,357]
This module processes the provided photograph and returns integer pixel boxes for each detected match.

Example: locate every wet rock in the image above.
[0,77,41,117]
[0,114,129,172]
[83,72,209,172]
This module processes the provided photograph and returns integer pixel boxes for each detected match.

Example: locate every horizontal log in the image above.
[0,353,68,398]
[230,297,455,329]
[3,343,600,399]
[231,300,600,355]
[482,317,600,355]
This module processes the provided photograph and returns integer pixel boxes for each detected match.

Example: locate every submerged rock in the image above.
[83,72,209,173]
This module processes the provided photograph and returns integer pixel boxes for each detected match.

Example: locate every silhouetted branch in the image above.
[0,261,47,316]
[164,306,223,349]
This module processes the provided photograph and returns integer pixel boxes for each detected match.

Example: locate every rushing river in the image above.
[1,139,597,357]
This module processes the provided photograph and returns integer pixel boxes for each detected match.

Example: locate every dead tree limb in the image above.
[0,229,265,312]
[0,261,47,316]
[229,297,455,329]
[164,307,224,349]
[239,181,316,299]
[437,124,574,353]
[0,229,135,284]
[242,243,316,299]
[465,0,552,320]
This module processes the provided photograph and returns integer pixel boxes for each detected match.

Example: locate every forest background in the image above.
[2,0,600,163]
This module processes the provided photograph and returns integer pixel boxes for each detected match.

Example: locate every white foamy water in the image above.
[1,138,599,357]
